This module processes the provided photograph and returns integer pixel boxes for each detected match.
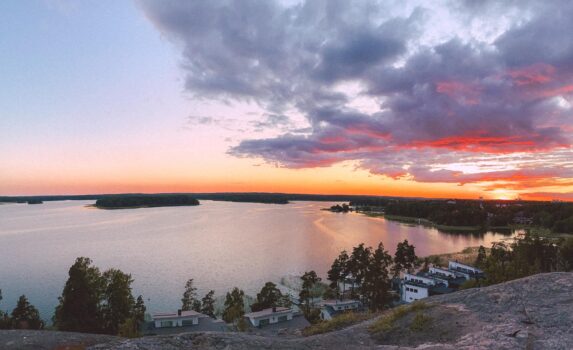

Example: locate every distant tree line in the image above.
[360,199,573,233]
[95,195,200,209]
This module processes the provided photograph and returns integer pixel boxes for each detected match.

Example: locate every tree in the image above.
[53,257,104,333]
[11,295,43,330]
[133,295,146,333]
[101,269,135,335]
[251,282,287,312]
[222,287,245,326]
[475,245,487,267]
[201,290,216,318]
[559,237,573,271]
[328,250,352,299]
[348,244,372,297]
[54,257,144,336]
[181,279,201,312]
[299,271,321,313]
[362,243,392,311]
[392,240,417,277]
[0,289,10,329]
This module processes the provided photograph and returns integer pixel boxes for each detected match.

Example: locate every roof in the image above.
[152,310,205,320]
[244,307,292,319]
[320,299,361,307]
[403,280,431,289]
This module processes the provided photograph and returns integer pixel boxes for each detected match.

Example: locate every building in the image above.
[152,310,207,328]
[244,307,294,327]
[399,261,481,303]
[318,299,362,320]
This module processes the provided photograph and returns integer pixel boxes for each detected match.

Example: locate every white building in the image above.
[244,307,293,327]
[400,261,482,303]
[152,310,206,328]
[319,299,362,320]
[401,282,429,303]
[448,261,483,280]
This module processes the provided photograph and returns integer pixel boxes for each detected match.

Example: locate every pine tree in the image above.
[222,287,245,326]
[53,257,104,333]
[181,279,200,312]
[362,243,392,311]
[200,290,216,318]
[392,240,418,277]
[101,269,135,335]
[11,295,44,330]
[251,282,285,312]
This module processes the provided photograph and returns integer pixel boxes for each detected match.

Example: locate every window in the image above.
[182,319,195,326]
[160,321,173,327]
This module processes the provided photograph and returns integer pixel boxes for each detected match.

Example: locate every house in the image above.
[448,261,484,280]
[244,307,294,327]
[152,310,207,328]
[399,261,481,303]
[318,299,362,320]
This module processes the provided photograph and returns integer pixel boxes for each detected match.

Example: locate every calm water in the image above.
[0,200,511,320]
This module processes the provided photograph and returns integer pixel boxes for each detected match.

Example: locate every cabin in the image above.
[319,299,362,320]
[244,307,294,327]
[152,310,206,328]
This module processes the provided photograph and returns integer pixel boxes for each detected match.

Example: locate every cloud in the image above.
[140,0,573,198]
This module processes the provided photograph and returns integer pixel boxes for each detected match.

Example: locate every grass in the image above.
[368,301,429,334]
[302,311,375,336]
[409,312,432,332]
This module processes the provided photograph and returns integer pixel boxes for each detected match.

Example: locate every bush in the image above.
[369,301,429,334]
[409,312,432,332]
[302,311,373,336]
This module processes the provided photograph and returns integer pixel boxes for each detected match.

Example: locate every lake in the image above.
[0,200,512,321]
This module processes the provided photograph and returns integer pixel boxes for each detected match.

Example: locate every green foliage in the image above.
[475,245,487,267]
[222,287,245,325]
[369,301,429,334]
[181,279,201,312]
[11,295,43,330]
[392,240,418,277]
[362,243,393,311]
[101,269,135,335]
[459,279,480,290]
[302,311,373,336]
[299,271,321,314]
[118,318,139,338]
[559,237,573,270]
[251,282,289,312]
[53,257,104,333]
[201,290,216,318]
[481,233,573,286]
[327,250,350,298]
[53,257,145,335]
[409,312,432,332]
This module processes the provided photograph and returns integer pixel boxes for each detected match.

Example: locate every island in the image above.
[94,195,200,209]
[324,203,352,213]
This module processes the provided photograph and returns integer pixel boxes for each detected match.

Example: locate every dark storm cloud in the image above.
[140,0,573,188]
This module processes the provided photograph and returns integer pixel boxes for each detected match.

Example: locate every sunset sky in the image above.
[1,0,572,201]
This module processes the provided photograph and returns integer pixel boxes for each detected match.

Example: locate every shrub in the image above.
[302,311,373,336]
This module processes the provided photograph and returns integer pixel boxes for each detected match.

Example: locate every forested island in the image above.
[94,195,200,209]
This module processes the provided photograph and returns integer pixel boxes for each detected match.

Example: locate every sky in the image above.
[1,0,572,201]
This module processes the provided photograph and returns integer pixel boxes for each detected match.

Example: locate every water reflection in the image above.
[0,200,512,320]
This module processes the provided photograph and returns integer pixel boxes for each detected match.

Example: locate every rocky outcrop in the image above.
[2,272,572,349]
